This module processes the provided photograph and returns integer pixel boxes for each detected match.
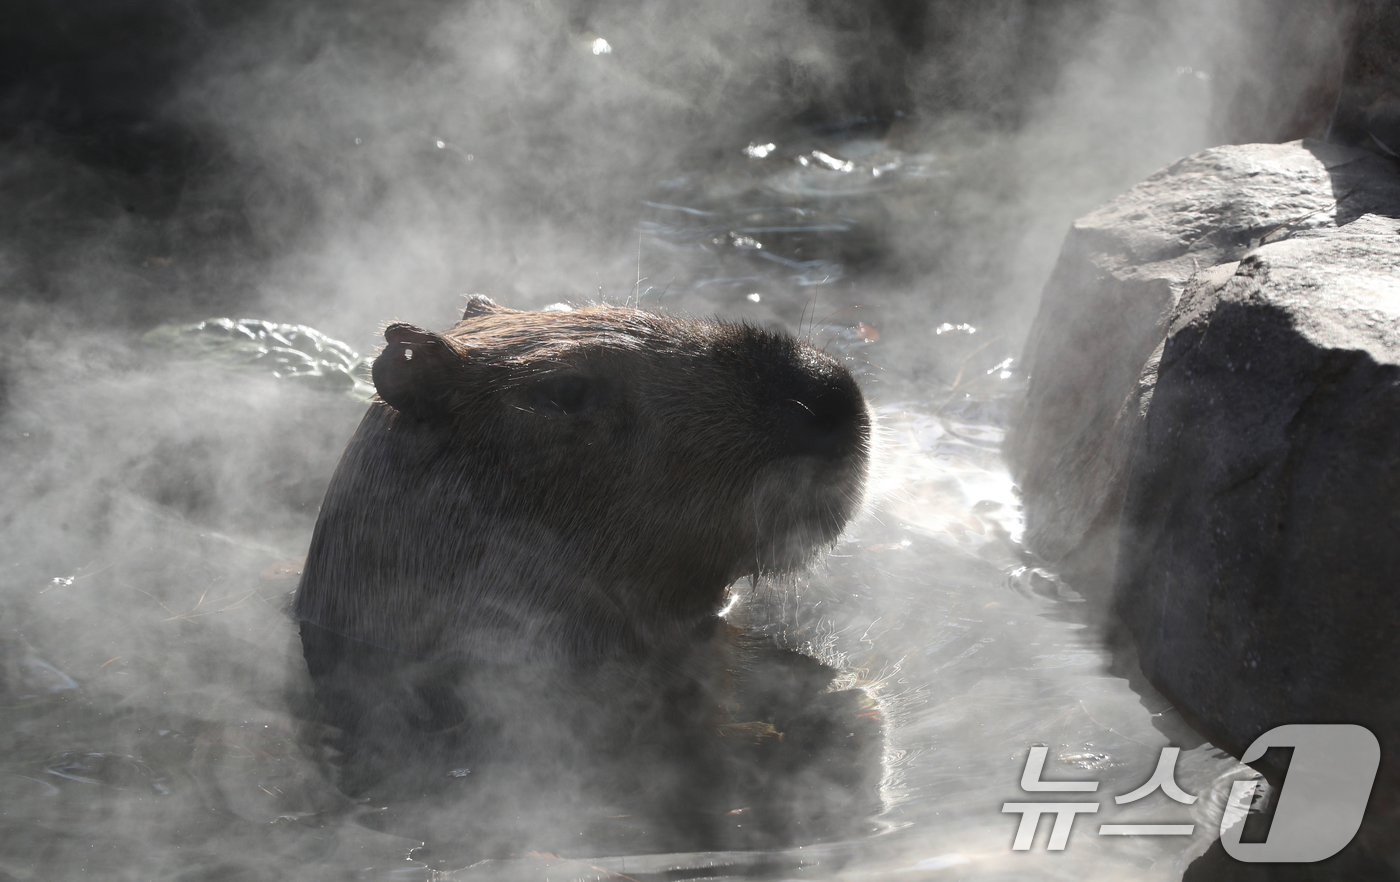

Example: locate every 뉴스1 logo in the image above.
[1003,724,1379,862]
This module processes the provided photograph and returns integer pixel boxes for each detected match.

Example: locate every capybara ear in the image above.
[462,294,509,319]
[372,323,458,419]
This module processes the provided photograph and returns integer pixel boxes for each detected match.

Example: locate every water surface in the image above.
[0,130,1253,881]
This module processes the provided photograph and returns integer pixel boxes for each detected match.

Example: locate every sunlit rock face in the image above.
[1008,140,1400,597]
[1009,138,1400,869]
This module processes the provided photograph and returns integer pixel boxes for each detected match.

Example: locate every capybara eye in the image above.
[526,374,597,414]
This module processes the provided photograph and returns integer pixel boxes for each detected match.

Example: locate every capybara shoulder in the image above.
[293,298,871,664]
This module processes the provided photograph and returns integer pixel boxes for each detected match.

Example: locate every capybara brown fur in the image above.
[293,296,879,852]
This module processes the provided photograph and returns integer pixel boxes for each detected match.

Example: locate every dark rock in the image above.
[1116,208,1400,757]
[1011,137,1400,873]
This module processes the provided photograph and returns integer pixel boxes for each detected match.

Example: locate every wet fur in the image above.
[293,298,877,848]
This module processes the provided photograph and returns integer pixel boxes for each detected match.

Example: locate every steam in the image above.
[170,0,912,341]
[0,0,1336,877]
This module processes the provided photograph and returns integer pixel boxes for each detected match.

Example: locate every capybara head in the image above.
[293,296,871,663]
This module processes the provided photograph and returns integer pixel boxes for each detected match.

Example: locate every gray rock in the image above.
[1013,136,1400,744]
[1117,208,1400,758]
[1008,139,1400,597]
[1011,136,1400,866]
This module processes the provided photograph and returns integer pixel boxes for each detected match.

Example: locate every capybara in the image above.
[293,296,879,852]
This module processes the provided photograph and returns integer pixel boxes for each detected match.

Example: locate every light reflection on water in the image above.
[739,398,1255,880]
[0,133,1256,881]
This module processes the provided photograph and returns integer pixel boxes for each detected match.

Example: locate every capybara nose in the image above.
[736,327,871,464]
[773,365,870,462]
